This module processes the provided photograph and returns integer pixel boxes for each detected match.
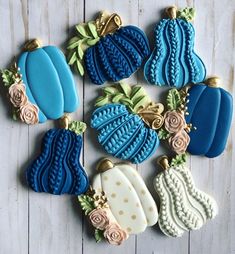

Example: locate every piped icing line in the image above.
[154,155,218,237]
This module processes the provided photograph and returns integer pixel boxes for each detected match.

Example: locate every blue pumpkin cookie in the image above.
[185,77,233,157]
[1,39,79,124]
[90,82,163,164]
[67,11,150,85]
[144,6,206,88]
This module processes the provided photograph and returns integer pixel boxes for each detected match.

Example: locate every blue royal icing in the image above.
[18,46,79,123]
[91,104,159,164]
[186,84,233,157]
[26,128,89,195]
[144,18,206,88]
[85,26,150,85]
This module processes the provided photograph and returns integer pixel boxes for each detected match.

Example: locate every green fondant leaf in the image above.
[87,21,99,38]
[67,40,80,50]
[1,69,15,87]
[68,51,77,65]
[12,111,18,121]
[78,194,96,215]
[75,60,84,76]
[170,153,187,167]
[112,93,124,103]
[119,82,131,96]
[77,43,84,60]
[87,37,100,46]
[166,89,182,110]
[95,96,110,107]
[68,121,87,135]
[94,229,104,243]
[75,24,91,38]
[177,7,196,22]
[103,86,119,95]
[132,95,151,113]
[158,128,170,140]
[119,97,133,107]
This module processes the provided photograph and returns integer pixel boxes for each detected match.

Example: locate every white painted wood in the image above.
[0,0,234,254]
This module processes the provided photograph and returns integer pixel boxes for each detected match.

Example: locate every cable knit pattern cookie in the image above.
[67,11,150,85]
[154,156,218,237]
[1,39,79,124]
[144,7,206,88]
[91,82,163,164]
[185,77,233,157]
[26,117,89,195]
[78,158,158,244]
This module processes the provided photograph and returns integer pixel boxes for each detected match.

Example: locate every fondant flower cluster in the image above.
[78,189,128,245]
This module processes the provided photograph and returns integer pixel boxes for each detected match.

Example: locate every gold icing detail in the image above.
[127,227,132,232]
[165,6,177,19]
[95,11,122,36]
[205,77,221,88]
[131,215,136,220]
[103,176,108,181]
[59,114,71,129]
[87,187,109,209]
[123,198,129,203]
[116,181,121,186]
[23,39,41,51]
[119,210,124,215]
[141,189,146,195]
[97,158,114,172]
[111,193,116,198]
[136,203,140,207]
[149,207,153,212]
[157,156,170,170]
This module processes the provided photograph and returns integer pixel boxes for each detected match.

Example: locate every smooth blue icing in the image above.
[26,128,89,195]
[186,84,233,157]
[18,46,79,123]
[91,103,159,164]
[144,19,206,88]
[85,25,150,85]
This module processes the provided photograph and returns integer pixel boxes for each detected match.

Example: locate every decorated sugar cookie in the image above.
[91,82,163,164]
[26,116,89,195]
[78,158,158,245]
[144,6,206,88]
[154,156,218,237]
[157,87,191,155]
[67,11,150,85]
[1,39,79,124]
[185,77,233,157]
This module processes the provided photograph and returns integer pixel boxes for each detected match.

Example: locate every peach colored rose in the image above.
[169,130,190,154]
[9,83,28,108]
[164,110,186,133]
[89,208,110,230]
[19,102,39,125]
[103,223,128,245]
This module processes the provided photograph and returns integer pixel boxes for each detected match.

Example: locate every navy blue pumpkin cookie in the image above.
[67,11,150,85]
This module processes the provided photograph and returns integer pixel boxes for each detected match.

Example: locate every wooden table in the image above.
[0,0,234,253]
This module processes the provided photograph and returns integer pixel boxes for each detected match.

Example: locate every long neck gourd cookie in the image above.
[154,156,218,237]
[185,77,233,157]
[78,158,158,245]
[1,39,79,124]
[67,11,150,85]
[90,82,164,164]
[144,6,206,88]
[26,116,89,195]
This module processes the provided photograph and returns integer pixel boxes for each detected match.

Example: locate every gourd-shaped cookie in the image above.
[78,158,158,245]
[144,7,206,88]
[154,156,218,237]
[91,82,163,164]
[1,39,79,124]
[26,117,89,195]
[67,11,150,85]
[186,77,233,157]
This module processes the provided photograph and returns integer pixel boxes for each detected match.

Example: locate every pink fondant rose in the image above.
[89,208,110,230]
[19,102,39,125]
[164,110,186,133]
[103,223,128,245]
[9,83,28,108]
[168,130,190,154]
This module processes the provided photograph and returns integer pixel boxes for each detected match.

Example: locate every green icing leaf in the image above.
[12,110,18,121]
[103,86,119,95]
[119,82,131,96]
[112,93,124,103]
[166,89,182,110]
[1,69,16,87]
[68,121,87,135]
[158,128,171,140]
[170,153,187,167]
[95,96,110,107]
[78,194,96,215]
[67,21,100,76]
[94,229,104,243]
[177,7,195,22]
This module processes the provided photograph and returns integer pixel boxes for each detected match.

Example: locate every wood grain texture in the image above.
[0,0,234,254]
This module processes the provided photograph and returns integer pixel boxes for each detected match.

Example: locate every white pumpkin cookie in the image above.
[154,155,218,237]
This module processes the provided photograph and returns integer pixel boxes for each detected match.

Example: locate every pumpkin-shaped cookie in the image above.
[67,11,150,85]
[91,83,163,164]
[1,39,79,124]
[144,7,206,88]
[154,156,218,237]
[185,77,233,157]
[26,118,89,195]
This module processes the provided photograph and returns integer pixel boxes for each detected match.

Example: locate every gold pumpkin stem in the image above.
[59,114,71,129]
[205,77,221,88]
[165,6,177,19]
[96,158,114,172]
[23,39,42,51]
[157,156,170,170]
